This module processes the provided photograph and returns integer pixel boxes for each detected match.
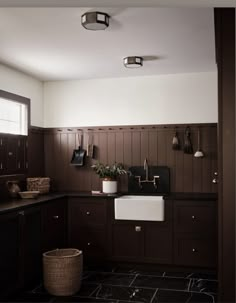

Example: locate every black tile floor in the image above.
[5,266,218,303]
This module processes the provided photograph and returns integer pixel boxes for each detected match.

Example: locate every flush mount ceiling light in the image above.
[81,11,110,30]
[123,56,143,68]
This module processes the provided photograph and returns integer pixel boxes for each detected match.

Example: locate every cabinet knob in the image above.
[87,242,91,246]
[212,178,218,184]
[19,211,24,216]
[86,211,90,215]
[191,215,195,220]
[192,248,197,252]
[135,226,142,232]
[8,152,13,156]
[53,215,59,219]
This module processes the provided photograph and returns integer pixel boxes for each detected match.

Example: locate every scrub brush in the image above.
[183,126,193,154]
[172,131,180,150]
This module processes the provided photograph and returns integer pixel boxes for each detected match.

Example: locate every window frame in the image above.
[0,90,30,136]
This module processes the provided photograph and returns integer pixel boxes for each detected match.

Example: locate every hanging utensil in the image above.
[194,128,204,158]
[70,132,86,166]
[183,126,193,154]
[87,133,94,158]
[172,129,180,150]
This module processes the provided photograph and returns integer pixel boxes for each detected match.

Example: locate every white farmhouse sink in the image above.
[114,195,164,221]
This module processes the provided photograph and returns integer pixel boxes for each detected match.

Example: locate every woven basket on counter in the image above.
[43,248,83,296]
[27,177,50,194]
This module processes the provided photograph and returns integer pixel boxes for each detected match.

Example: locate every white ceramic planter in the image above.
[102,180,118,194]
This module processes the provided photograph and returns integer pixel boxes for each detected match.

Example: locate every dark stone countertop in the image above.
[0,191,217,214]
[0,193,66,214]
[163,192,218,201]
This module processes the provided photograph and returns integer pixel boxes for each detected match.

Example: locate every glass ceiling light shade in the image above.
[81,11,110,30]
[123,56,143,68]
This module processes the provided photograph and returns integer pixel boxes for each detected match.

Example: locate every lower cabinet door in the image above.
[112,224,144,260]
[23,207,42,287]
[174,233,217,267]
[70,227,108,260]
[0,211,21,299]
[42,199,67,252]
[144,225,173,264]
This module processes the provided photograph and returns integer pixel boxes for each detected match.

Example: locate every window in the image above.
[0,90,30,136]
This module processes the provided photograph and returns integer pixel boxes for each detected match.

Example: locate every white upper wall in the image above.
[43,71,217,128]
[0,64,43,127]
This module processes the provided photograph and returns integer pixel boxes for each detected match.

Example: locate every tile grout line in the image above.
[187,279,192,292]
[129,273,139,287]
[150,288,158,303]
[90,284,102,298]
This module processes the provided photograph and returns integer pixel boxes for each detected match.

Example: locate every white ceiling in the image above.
[0,7,216,81]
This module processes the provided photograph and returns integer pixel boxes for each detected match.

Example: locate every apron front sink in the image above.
[114,195,164,221]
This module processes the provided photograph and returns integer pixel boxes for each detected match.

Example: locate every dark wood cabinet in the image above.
[112,200,173,264]
[144,224,173,263]
[41,198,67,252]
[68,197,110,261]
[22,207,42,287]
[0,135,8,173]
[112,223,144,259]
[0,133,28,175]
[0,211,21,299]
[173,200,217,268]
[0,206,42,300]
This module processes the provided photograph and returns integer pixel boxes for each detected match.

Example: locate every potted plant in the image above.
[91,162,127,194]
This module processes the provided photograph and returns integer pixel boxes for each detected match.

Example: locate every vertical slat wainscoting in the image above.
[44,124,217,193]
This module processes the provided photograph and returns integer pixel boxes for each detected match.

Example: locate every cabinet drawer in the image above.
[70,228,108,258]
[42,199,67,251]
[70,200,107,226]
[112,223,144,258]
[174,233,217,267]
[174,201,216,233]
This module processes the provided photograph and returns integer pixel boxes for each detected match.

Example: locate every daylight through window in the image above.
[0,97,28,135]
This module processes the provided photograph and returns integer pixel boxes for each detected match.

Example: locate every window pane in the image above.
[0,98,28,135]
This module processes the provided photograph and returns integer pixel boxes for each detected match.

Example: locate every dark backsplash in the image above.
[128,166,170,194]
[42,123,217,193]
[0,124,218,199]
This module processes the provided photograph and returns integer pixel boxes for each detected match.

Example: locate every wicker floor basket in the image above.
[43,248,83,296]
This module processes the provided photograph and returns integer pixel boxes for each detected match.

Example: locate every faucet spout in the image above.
[144,158,148,181]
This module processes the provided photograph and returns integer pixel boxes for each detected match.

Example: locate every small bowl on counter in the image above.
[18,191,40,199]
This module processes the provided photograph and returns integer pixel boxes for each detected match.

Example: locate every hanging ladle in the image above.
[194,128,204,158]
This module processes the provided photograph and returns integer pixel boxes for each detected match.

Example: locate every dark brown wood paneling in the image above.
[123,132,132,167]
[28,127,44,177]
[215,8,235,302]
[148,131,158,165]
[43,124,217,194]
[132,132,141,166]
[141,132,149,163]
[157,129,166,165]
[67,132,77,190]
[107,133,116,164]
[175,149,184,192]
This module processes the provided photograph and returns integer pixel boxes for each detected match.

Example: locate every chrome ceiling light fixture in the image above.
[123,56,143,68]
[81,11,110,30]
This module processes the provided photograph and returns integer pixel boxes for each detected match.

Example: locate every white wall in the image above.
[0,64,43,127]
[43,71,217,128]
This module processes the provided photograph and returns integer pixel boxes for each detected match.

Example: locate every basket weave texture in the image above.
[43,248,83,296]
[27,177,50,194]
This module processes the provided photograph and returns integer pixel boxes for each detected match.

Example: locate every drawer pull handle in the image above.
[192,215,195,220]
[19,211,24,216]
[135,226,141,232]
[192,248,197,252]
[53,215,59,219]
[87,242,91,246]
[86,211,90,215]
